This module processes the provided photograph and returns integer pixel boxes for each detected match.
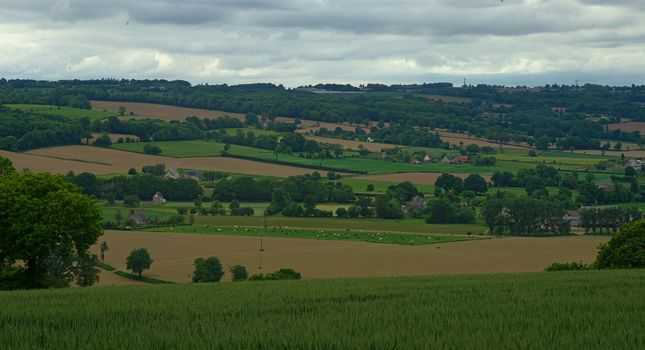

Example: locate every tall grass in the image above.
[0,270,643,349]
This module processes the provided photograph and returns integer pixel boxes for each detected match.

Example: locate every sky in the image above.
[1,0,644,87]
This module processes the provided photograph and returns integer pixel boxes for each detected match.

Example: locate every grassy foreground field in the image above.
[1,270,643,349]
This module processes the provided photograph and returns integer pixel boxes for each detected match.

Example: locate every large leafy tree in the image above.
[595,219,645,269]
[0,167,103,289]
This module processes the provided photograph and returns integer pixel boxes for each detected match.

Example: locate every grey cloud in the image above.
[0,0,643,86]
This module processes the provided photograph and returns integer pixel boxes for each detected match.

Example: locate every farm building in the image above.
[128,210,148,226]
[152,192,166,205]
[423,155,432,162]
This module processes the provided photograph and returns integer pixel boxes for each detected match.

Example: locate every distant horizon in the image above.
[2,77,643,89]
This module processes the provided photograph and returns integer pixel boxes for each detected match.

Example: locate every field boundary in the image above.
[220,153,368,174]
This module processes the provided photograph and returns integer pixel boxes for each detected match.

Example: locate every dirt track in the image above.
[95,230,608,283]
[5,145,326,177]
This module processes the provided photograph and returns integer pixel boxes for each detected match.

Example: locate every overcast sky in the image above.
[1,0,643,86]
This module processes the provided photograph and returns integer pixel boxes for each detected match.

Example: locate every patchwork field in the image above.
[90,100,246,121]
[94,230,608,282]
[20,145,326,177]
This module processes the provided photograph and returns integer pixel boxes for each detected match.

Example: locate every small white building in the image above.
[152,192,166,205]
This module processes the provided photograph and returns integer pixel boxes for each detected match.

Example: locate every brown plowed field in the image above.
[96,230,608,282]
[436,130,529,149]
[607,122,645,134]
[15,145,325,177]
[0,150,117,174]
[356,172,491,185]
[91,101,246,121]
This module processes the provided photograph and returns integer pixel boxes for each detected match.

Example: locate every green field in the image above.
[1,270,643,349]
[107,137,621,176]
[193,215,485,234]
[7,104,116,121]
[144,225,479,245]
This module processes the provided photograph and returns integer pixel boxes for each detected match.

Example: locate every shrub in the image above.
[192,257,224,283]
[123,195,140,207]
[230,265,248,282]
[544,261,591,272]
[143,144,162,155]
[249,268,302,281]
[93,133,112,147]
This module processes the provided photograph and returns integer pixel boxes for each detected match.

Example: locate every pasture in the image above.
[6,103,115,121]
[144,225,479,246]
[193,215,483,234]
[92,230,608,282]
[2,270,642,349]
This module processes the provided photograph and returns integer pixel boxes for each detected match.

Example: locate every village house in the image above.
[597,182,615,191]
[182,169,202,181]
[423,155,432,162]
[441,156,454,164]
[624,159,642,171]
[165,168,180,179]
[566,210,581,227]
[402,196,427,215]
[455,155,469,164]
[128,210,148,226]
[152,192,166,205]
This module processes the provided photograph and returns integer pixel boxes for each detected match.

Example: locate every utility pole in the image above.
[258,210,266,270]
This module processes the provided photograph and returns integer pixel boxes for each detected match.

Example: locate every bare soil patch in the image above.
[0,150,116,174]
[24,145,326,177]
[302,135,391,152]
[436,130,529,149]
[607,122,645,134]
[96,230,608,282]
[91,101,246,122]
[356,172,491,185]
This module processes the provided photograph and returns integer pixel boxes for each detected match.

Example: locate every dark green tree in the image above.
[230,265,248,282]
[0,172,102,289]
[126,248,153,278]
[192,256,224,283]
[595,219,645,269]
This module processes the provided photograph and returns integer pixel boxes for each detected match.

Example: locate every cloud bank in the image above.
[1,0,643,86]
